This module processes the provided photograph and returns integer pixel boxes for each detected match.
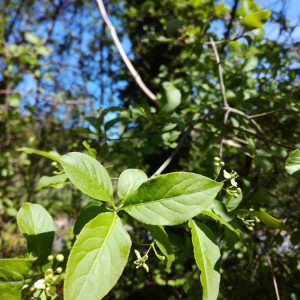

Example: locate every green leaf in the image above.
[0,256,37,300]
[59,152,113,202]
[99,106,125,126]
[144,224,175,269]
[242,56,258,72]
[17,203,54,266]
[17,147,60,162]
[123,172,223,225]
[201,210,240,237]
[118,169,148,203]
[73,201,109,236]
[223,192,243,212]
[160,82,181,113]
[189,220,221,300]
[8,94,21,107]
[243,10,272,31]
[64,212,131,300]
[166,19,184,36]
[285,149,300,180]
[82,140,97,159]
[25,32,41,45]
[37,174,68,190]
[252,211,289,231]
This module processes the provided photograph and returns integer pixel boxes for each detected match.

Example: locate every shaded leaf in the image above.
[144,224,175,269]
[17,203,54,266]
[160,82,181,113]
[166,19,184,36]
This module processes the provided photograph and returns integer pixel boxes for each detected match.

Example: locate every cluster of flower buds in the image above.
[223,169,241,198]
[243,208,260,231]
[134,250,149,272]
[51,161,63,175]
[30,254,64,297]
[213,157,225,168]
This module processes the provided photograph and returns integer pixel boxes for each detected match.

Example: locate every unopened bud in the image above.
[220,161,225,167]
[46,286,56,296]
[233,193,239,198]
[47,255,54,261]
[214,162,220,167]
[214,157,220,162]
[56,254,64,262]
[236,188,242,194]
[56,267,63,274]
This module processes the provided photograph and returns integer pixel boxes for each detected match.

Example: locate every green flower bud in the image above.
[56,267,63,274]
[56,254,64,262]
[220,161,225,167]
[236,188,242,194]
[46,286,56,296]
[214,162,220,167]
[47,255,54,262]
[30,286,36,293]
[214,157,220,162]
[233,193,239,198]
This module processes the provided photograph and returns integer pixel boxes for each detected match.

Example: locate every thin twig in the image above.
[210,37,228,108]
[154,108,223,175]
[95,0,158,105]
[265,255,281,300]
[210,37,229,159]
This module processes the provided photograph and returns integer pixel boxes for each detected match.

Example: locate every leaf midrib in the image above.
[123,184,221,209]
[71,213,117,300]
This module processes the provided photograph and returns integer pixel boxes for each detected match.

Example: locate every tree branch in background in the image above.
[210,37,229,159]
[95,0,158,106]
[221,0,240,52]
[154,108,223,175]
[265,255,281,300]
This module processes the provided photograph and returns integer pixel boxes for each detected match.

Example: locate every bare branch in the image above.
[154,108,223,175]
[95,0,158,106]
[265,255,281,300]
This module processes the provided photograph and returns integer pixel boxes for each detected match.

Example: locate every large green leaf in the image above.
[243,10,272,31]
[59,152,113,202]
[189,220,221,300]
[0,256,37,300]
[144,224,175,269]
[118,169,148,203]
[123,172,223,225]
[64,212,131,300]
[17,203,54,266]
[160,82,181,113]
[17,147,60,162]
[285,149,300,180]
[37,174,68,190]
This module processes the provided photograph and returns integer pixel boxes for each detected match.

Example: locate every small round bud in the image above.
[46,286,56,296]
[214,157,220,162]
[249,208,254,211]
[56,267,63,274]
[56,254,64,262]
[247,226,254,231]
[233,193,239,198]
[214,162,220,167]
[47,255,54,261]
[51,162,58,167]
[220,161,225,167]
[236,188,242,194]
[30,286,36,293]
